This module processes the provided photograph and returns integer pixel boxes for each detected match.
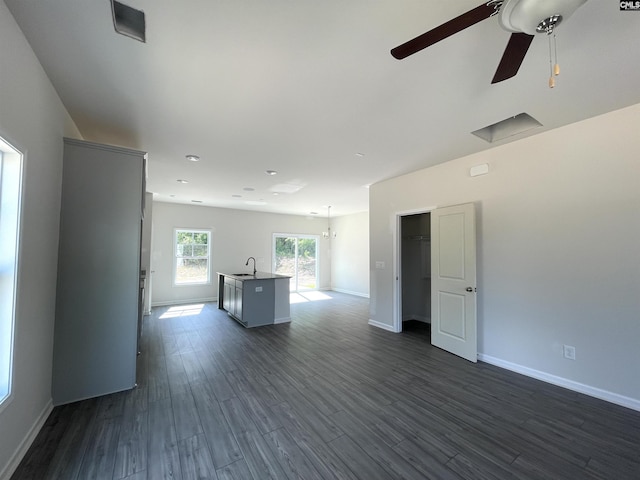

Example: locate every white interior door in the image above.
[431,203,477,362]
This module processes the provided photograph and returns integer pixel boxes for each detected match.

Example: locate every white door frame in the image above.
[393,206,438,333]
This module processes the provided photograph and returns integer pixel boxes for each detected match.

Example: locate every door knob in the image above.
[466,287,474,292]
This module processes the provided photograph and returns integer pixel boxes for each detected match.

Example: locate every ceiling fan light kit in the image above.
[391,0,589,86]
[535,14,563,34]
[498,0,587,35]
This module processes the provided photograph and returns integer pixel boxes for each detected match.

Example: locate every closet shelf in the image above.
[404,235,430,241]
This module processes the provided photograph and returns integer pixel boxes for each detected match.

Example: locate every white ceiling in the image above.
[6,0,640,217]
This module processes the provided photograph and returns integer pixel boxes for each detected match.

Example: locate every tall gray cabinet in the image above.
[52,138,146,405]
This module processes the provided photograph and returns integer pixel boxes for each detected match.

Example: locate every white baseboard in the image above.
[368,319,398,333]
[274,317,291,324]
[152,297,216,307]
[478,354,640,413]
[331,288,370,298]
[0,400,53,480]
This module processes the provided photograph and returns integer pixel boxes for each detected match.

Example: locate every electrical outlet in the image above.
[563,344,576,360]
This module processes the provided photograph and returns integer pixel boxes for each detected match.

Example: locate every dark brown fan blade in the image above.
[491,32,535,84]
[391,3,496,60]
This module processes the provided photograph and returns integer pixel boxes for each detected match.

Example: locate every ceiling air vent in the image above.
[472,113,542,143]
[111,0,146,42]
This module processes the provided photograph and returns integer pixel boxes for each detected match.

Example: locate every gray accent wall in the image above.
[369,104,640,408]
[0,3,81,477]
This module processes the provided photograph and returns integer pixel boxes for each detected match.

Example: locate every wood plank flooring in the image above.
[11,292,640,479]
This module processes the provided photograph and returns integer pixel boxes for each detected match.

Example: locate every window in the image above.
[174,229,211,285]
[0,137,23,409]
[273,234,319,292]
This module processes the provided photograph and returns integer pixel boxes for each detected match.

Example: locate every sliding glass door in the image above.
[273,234,318,292]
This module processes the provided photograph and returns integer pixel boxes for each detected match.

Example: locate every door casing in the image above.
[393,206,437,333]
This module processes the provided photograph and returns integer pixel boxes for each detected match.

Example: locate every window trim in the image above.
[0,135,24,413]
[173,228,212,286]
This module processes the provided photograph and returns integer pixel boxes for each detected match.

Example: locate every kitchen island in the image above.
[217,271,291,327]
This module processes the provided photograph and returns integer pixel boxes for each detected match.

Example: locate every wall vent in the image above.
[472,113,542,143]
[111,0,146,42]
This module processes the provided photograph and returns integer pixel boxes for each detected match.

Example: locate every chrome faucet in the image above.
[245,256,256,275]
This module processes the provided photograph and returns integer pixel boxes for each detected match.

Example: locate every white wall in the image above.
[151,202,333,305]
[0,2,80,477]
[330,211,369,297]
[370,103,640,409]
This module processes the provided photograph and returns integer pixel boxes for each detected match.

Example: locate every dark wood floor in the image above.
[12,292,640,479]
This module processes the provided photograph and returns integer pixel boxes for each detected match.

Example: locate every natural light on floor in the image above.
[159,304,205,319]
[289,291,333,304]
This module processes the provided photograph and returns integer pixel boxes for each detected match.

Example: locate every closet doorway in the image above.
[396,204,478,362]
[400,212,431,338]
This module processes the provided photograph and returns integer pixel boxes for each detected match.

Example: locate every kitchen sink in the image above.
[232,273,255,277]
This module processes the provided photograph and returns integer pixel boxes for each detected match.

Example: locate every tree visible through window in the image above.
[273,234,318,291]
[175,229,211,285]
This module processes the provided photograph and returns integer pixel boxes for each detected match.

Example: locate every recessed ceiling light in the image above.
[272,193,279,196]
[355,152,365,157]
[186,154,200,162]
[177,179,189,184]
[232,194,242,198]
[191,200,203,203]
[265,170,278,176]
[243,187,255,192]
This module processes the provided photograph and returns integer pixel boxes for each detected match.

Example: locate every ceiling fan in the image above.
[391,0,588,84]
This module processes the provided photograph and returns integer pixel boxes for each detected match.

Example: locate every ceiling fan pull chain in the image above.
[548,33,555,88]
[553,32,560,77]
[547,31,562,88]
